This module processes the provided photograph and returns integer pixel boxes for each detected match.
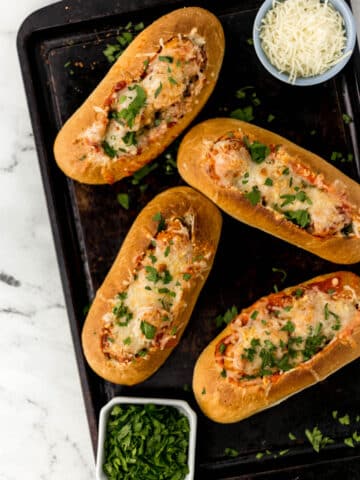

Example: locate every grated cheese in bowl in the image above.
[258,0,351,83]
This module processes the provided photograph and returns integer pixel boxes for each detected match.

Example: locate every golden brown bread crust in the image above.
[177,118,360,264]
[192,271,360,423]
[81,186,222,384]
[53,8,224,184]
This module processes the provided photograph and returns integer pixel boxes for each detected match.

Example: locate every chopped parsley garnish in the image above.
[219,343,226,354]
[113,302,133,326]
[162,269,173,284]
[245,186,261,206]
[256,452,264,459]
[281,320,295,333]
[265,177,273,186]
[168,76,178,85]
[294,288,304,298]
[164,245,170,257]
[102,140,117,158]
[131,162,159,185]
[158,287,175,297]
[288,432,296,440]
[282,167,290,175]
[230,106,254,122]
[201,388,206,395]
[250,310,259,320]
[123,337,131,345]
[140,320,156,339]
[159,55,173,63]
[305,426,334,453]
[243,137,270,164]
[221,369,227,378]
[152,212,166,232]
[117,84,147,128]
[149,254,157,264]
[145,266,160,283]
[302,324,326,361]
[143,58,149,69]
[267,114,275,123]
[284,209,311,228]
[183,273,192,281]
[342,113,352,124]
[137,348,148,357]
[154,82,162,98]
[122,131,137,146]
[117,193,130,210]
[215,306,238,328]
[103,403,190,479]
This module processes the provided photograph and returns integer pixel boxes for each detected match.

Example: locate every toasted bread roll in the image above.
[82,187,222,385]
[178,118,360,264]
[54,8,224,184]
[193,271,360,423]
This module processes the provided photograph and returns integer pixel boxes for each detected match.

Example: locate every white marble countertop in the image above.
[0,1,93,479]
[1,1,359,479]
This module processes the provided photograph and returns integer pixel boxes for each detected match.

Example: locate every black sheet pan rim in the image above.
[17,0,360,478]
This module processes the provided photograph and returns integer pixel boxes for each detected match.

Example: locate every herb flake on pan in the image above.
[117,193,130,210]
[339,414,350,426]
[305,426,334,453]
[103,403,190,479]
[103,22,145,63]
[224,448,239,457]
[272,267,287,283]
[230,106,254,122]
[342,113,352,124]
[215,306,238,328]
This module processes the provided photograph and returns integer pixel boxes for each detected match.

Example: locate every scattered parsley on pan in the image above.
[103,403,190,480]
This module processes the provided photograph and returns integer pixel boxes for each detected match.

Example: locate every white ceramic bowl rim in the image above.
[253,0,357,86]
[96,397,197,480]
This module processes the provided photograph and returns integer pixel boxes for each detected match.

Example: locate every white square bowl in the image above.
[96,397,197,480]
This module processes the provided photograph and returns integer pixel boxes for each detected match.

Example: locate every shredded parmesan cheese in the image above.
[259,0,350,83]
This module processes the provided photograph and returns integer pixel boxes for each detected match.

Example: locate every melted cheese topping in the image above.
[81,32,206,162]
[102,214,211,363]
[259,0,350,83]
[207,130,360,238]
[216,276,360,382]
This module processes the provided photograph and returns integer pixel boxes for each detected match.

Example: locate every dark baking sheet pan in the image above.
[17,0,360,478]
